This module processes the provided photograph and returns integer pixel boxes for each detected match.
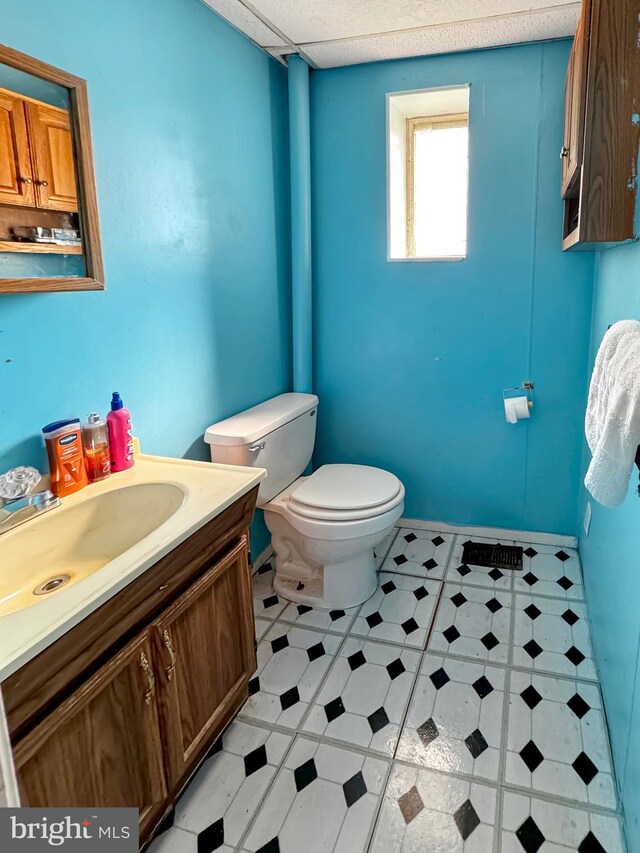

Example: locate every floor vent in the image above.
[461,541,523,571]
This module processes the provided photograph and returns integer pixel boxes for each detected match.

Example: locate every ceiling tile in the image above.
[201,0,288,47]
[245,0,575,44]
[303,6,579,68]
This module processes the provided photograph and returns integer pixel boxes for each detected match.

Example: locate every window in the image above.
[388,86,470,261]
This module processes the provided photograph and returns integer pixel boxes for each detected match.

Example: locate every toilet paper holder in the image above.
[503,380,535,410]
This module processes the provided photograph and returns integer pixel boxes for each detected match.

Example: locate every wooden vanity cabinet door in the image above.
[0,90,35,206]
[13,631,167,837]
[152,536,256,785]
[25,101,78,212]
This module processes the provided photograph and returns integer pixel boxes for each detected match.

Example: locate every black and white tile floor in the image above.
[148,527,626,853]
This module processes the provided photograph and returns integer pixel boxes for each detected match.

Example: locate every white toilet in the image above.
[205,393,405,609]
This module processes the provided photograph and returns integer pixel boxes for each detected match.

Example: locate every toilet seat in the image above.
[264,464,405,540]
[287,464,402,521]
[265,481,405,541]
[286,492,404,521]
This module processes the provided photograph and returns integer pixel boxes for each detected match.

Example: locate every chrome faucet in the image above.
[0,467,60,535]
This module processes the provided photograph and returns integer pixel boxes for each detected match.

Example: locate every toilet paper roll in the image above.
[504,396,531,424]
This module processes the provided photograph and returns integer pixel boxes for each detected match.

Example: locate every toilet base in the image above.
[264,508,393,610]
[272,549,378,610]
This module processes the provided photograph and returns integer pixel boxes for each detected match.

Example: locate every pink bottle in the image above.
[107,391,134,471]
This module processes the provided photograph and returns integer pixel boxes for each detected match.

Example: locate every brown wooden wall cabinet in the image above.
[0,87,78,213]
[561,0,640,249]
[5,487,258,848]
[0,43,105,292]
[0,89,35,208]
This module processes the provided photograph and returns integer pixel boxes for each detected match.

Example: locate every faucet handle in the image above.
[0,466,42,502]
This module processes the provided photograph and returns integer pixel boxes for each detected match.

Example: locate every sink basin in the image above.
[0,482,185,618]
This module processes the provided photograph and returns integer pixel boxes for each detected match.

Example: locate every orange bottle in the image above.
[82,413,111,482]
[42,419,88,497]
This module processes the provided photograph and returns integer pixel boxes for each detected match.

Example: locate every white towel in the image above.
[585,319,640,507]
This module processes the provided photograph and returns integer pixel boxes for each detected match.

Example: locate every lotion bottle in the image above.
[42,418,88,497]
[107,392,134,471]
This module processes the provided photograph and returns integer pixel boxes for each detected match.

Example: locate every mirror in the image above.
[0,45,104,293]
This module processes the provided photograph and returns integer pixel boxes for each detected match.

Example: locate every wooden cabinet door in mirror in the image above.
[0,89,35,207]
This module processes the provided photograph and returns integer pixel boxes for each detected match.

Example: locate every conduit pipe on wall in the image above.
[288,54,313,394]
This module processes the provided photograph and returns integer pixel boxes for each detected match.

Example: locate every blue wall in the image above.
[579,242,640,850]
[0,0,292,554]
[310,40,595,535]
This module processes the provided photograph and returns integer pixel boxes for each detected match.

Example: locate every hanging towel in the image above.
[585,319,640,507]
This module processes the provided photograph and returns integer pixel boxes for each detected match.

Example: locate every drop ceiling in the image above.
[201,0,580,68]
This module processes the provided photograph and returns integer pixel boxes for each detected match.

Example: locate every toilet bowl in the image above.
[205,393,405,610]
[264,465,405,609]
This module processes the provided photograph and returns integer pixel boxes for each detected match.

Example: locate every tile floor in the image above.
[149,526,626,853]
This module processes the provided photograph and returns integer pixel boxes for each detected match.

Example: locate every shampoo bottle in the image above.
[107,392,134,471]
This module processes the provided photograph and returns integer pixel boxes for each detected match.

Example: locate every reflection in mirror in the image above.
[0,62,86,280]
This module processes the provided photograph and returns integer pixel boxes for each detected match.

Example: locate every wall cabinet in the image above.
[25,100,79,212]
[0,87,78,212]
[4,488,258,848]
[560,3,590,199]
[561,0,640,249]
[0,90,35,208]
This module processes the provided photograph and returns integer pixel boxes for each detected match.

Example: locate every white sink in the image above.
[0,452,265,682]
[0,482,184,618]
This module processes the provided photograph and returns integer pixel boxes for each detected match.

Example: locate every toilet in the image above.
[205,393,404,609]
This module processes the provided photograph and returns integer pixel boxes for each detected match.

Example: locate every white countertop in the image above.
[0,453,265,682]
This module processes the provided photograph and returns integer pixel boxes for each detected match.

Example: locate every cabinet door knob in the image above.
[37,180,49,187]
[21,176,33,184]
[560,146,569,158]
[162,629,177,682]
[139,650,155,705]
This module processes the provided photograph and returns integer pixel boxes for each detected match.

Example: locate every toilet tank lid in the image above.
[204,393,318,446]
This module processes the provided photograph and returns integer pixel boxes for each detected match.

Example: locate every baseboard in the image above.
[253,521,577,563]
[251,543,274,574]
[397,518,578,549]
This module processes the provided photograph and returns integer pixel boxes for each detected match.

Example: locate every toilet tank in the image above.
[204,393,318,503]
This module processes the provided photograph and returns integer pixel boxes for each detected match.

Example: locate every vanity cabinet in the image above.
[3,486,258,848]
[152,538,255,785]
[13,632,167,838]
[561,0,640,248]
[0,87,78,212]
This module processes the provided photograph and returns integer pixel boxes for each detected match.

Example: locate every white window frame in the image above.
[387,85,470,263]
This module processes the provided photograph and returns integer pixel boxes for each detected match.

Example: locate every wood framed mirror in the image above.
[0,44,104,293]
